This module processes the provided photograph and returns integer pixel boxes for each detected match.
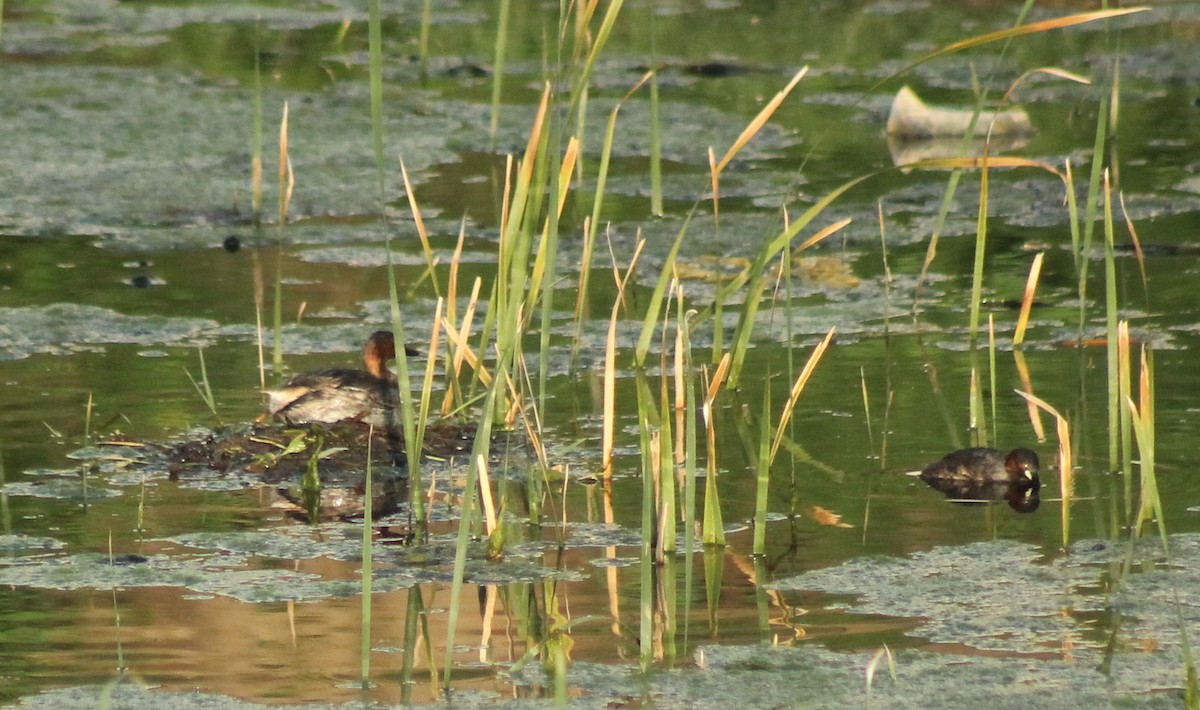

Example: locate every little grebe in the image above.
[919,447,1040,486]
[267,331,416,426]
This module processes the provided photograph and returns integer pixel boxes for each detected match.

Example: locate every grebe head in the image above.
[1004,448,1040,482]
[362,331,397,379]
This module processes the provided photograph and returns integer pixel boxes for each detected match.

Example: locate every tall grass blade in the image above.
[679,298,699,646]
[635,369,657,672]
[272,102,293,370]
[1118,321,1134,522]
[602,240,644,476]
[183,347,221,424]
[1078,93,1109,327]
[442,359,514,692]
[0,448,11,536]
[489,0,511,142]
[418,0,433,76]
[701,355,730,545]
[1103,170,1119,473]
[967,151,990,347]
[579,73,653,355]
[399,159,442,300]
[658,332,676,557]
[360,429,374,688]
[752,391,771,556]
[987,316,997,445]
[250,34,263,226]
[635,211,694,365]
[649,57,664,216]
[968,366,985,447]
[1128,347,1164,550]
[570,0,626,124]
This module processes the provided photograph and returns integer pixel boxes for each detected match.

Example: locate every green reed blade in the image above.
[1104,171,1119,473]
[967,154,989,348]
[722,178,868,388]
[680,304,698,646]
[570,0,626,124]
[703,545,724,633]
[418,0,433,76]
[649,57,663,216]
[250,32,263,226]
[1118,322,1133,523]
[361,429,373,687]
[635,210,695,365]
[988,316,997,445]
[635,368,656,672]
[442,352,513,691]
[272,101,291,370]
[659,352,676,556]
[489,0,510,143]
[753,390,771,556]
[1077,93,1109,325]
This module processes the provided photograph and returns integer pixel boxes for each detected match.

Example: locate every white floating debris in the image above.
[886,86,1032,138]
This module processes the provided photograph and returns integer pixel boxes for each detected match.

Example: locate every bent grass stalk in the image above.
[1012,349,1046,442]
[724,201,857,388]
[709,67,808,223]
[1012,252,1044,346]
[1118,191,1150,299]
[701,354,731,545]
[1016,390,1073,548]
[755,328,835,555]
[183,346,220,423]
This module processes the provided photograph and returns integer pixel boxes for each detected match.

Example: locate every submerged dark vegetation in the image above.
[3,1,1199,707]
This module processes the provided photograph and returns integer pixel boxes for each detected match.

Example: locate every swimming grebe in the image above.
[919,447,1040,486]
[266,330,416,426]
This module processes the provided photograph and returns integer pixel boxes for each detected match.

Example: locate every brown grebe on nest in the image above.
[266,330,416,426]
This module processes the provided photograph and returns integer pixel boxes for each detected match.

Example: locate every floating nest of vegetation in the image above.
[101,419,530,524]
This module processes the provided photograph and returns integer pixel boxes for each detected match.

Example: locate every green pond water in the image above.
[3,1,1200,707]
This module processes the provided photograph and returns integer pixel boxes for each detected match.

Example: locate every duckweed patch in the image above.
[0,304,219,361]
[5,643,1189,709]
[0,530,577,603]
[772,535,1200,664]
[0,534,66,552]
